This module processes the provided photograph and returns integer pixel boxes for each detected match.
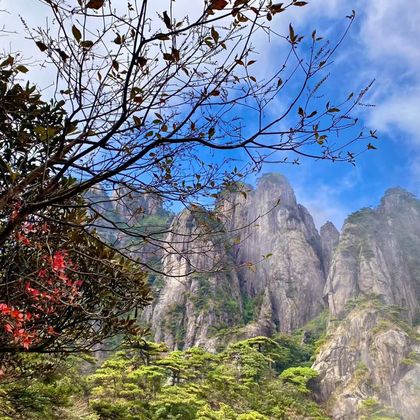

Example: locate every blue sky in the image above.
[1,0,419,230]
[244,0,420,229]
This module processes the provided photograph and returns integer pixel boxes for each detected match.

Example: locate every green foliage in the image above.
[237,413,269,420]
[401,351,420,366]
[359,397,401,420]
[196,403,237,419]
[150,385,206,419]
[280,367,319,393]
[342,297,419,342]
[128,212,173,249]
[241,294,263,324]
[242,295,255,324]
[84,336,330,419]
[337,209,379,260]
[162,303,186,346]
[0,335,330,419]
[346,207,377,229]
[0,354,96,419]
[190,276,212,311]
[292,309,329,360]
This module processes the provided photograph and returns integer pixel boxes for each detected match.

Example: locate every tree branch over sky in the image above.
[0,0,375,249]
[0,0,377,354]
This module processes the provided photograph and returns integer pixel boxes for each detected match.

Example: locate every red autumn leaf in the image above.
[10,202,21,221]
[74,280,84,288]
[14,328,25,337]
[52,251,66,272]
[58,272,69,282]
[209,0,228,10]
[4,324,13,333]
[47,326,59,336]
[22,337,32,350]
[25,282,41,297]
[22,222,36,233]
[16,232,30,245]
[10,309,21,319]
[0,303,11,315]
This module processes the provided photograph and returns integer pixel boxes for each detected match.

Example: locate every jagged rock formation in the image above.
[324,189,420,321]
[84,184,123,244]
[314,188,420,419]
[320,221,340,276]
[143,208,243,351]
[88,178,420,419]
[112,187,164,221]
[146,173,328,349]
[221,173,326,335]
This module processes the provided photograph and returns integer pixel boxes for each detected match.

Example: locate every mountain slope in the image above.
[313,188,420,419]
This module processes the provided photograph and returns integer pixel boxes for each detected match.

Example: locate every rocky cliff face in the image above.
[313,188,420,419]
[112,187,164,221]
[146,173,328,349]
[84,184,123,244]
[90,178,420,419]
[143,208,243,351]
[313,303,420,419]
[320,221,340,276]
[220,174,326,335]
[324,189,420,321]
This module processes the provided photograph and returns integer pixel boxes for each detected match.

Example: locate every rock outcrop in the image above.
[324,189,420,321]
[221,173,326,335]
[314,188,420,419]
[112,186,164,222]
[143,208,243,351]
[320,221,340,276]
[84,184,123,244]
[313,302,420,419]
[85,185,171,258]
[147,173,327,349]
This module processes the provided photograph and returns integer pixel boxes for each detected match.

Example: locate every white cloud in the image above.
[357,1,420,137]
[360,0,420,67]
[293,167,362,230]
[282,0,420,150]
[296,186,350,230]
[369,86,420,145]
[281,0,420,206]
[0,0,204,85]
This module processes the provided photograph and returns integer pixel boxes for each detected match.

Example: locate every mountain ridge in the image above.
[88,174,420,419]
